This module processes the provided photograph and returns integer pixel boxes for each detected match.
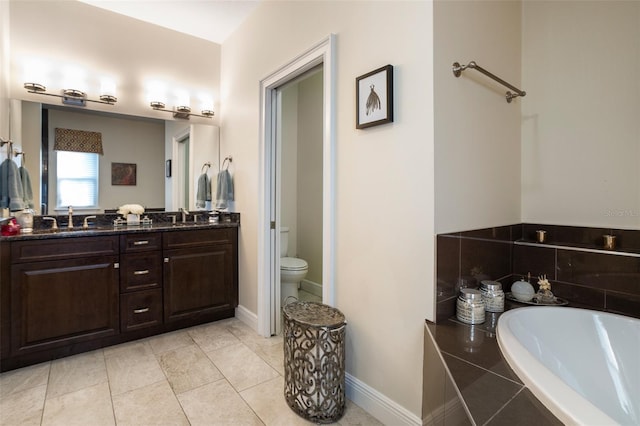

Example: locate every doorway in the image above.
[258,35,336,337]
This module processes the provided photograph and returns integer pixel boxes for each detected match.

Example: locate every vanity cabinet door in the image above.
[163,243,236,324]
[10,255,119,356]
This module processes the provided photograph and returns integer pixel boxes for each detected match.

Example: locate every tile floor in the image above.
[0,293,382,426]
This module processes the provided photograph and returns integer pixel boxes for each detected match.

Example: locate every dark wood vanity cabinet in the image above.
[9,237,120,357]
[163,228,238,325]
[1,226,238,371]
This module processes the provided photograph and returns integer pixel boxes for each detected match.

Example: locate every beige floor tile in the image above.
[336,400,384,426]
[105,343,165,396]
[0,383,46,426]
[255,340,285,375]
[240,376,314,426]
[0,362,50,398]
[47,349,107,399]
[112,380,189,426]
[207,343,280,392]
[41,381,114,426]
[158,344,223,394]
[188,321,241,352]
[103,340,153,361]
[227,319,283,352]
[148,329,194,355]
[178,379,263,426]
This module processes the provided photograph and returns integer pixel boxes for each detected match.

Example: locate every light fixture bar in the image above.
[150,102,214,119]
[24,83,117,106]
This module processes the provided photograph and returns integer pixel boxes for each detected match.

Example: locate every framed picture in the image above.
[111,162,137,185]
[165,159,172,178]
[356,64,394,129]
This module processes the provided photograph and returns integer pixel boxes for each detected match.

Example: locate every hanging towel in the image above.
[196,172,211,209]
[19,166,34,209]
[215,169,234,210]
[0,158,25,211]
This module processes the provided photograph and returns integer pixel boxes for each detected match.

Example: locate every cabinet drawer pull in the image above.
[133,307,150,314]
[133,240,149,246]
[133,270,150,275]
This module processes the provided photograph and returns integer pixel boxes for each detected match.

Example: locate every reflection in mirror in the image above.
[12,100,219,216]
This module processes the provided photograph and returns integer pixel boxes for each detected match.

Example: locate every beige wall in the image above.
[434,0,522,234]
[297,71,324,285]
[9,0,221,126]
[280,70,324,285]
[0,0,9,150]
[221,1,434,421]
[521,1,640,229]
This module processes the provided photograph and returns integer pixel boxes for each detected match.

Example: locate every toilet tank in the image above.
[280,227,289,257]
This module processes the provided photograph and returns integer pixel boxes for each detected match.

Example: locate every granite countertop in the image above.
[0,212,240,241]
[425,304,562,425]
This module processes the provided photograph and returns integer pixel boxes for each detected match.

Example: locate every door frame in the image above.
[257,34,336,337]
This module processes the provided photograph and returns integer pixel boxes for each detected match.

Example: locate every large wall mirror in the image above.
[11,100,219,215]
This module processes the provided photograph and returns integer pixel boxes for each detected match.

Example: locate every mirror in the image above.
[11,100,219,215]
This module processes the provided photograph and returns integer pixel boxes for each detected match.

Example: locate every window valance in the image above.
[54,128,104,155]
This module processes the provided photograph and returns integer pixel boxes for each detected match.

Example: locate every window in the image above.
[56,151,99,208]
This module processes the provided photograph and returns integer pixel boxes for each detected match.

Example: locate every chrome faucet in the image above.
[83,215,97,229]
[42,217,58,230]
[179,207,189,223]
[67,206,74,229]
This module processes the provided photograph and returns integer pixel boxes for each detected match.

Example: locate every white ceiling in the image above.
[79,0,260,44]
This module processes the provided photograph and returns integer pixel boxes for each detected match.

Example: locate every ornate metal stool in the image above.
[283,301,346,423]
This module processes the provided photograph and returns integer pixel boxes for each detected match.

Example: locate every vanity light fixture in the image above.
[150,101,214,119]
[24,82,117,106]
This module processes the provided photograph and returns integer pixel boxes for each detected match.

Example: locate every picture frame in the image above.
[165,159,172,178]
[356,64,394,129]
[111,162,137,185]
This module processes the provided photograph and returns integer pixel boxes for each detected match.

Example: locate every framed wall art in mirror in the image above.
[112,162,137,185]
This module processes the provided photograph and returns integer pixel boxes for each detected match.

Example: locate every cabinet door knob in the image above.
[133,307,150,314]
[164,257,169,263]
[133,270,150,275]
[114,263,120,269]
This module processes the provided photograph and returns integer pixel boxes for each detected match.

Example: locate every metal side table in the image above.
[283,301,346,423]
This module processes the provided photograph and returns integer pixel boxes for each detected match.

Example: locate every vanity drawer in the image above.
[120,289,163,332]
[11,236,119,263]
[120,233,162,253]
[163,228,235,249]
[120,252,162,293]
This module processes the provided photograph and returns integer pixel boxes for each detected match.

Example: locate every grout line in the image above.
[441,351,524,387]
[481,386,526,425]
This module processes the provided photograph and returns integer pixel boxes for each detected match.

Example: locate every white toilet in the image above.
[280,227,308,305]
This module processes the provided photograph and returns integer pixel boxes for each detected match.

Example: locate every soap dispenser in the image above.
[511,273,535,302]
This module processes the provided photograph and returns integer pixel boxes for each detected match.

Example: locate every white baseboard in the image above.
[235,304,258,332]
[300,279,322,297]
[346,373,422,426]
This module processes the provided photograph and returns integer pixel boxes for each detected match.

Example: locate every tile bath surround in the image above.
[436,223,640,322]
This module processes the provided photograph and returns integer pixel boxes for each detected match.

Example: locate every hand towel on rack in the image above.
[0,158,25,211]
[196,172,211,209]
[19,166,34,209]
[215,169,234,210]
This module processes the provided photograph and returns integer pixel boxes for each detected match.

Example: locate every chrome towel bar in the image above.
[453,61,526,103]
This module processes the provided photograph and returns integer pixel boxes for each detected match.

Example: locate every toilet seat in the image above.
[281,257,308,271]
